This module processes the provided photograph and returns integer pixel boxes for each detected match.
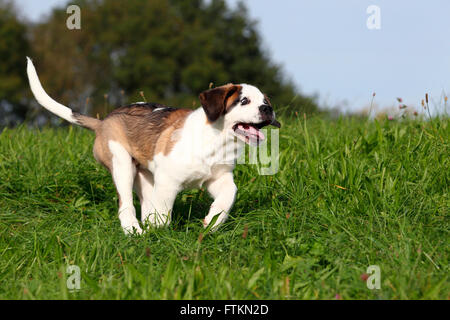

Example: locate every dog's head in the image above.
[199,83,281,145]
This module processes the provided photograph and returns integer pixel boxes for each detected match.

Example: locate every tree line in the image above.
[0,0,318,126]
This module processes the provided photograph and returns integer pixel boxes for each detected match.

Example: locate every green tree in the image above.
[29,0,317,121]
[0,0,30,125]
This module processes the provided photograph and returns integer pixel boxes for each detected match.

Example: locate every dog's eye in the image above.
[241,97,250,105]
[263,99,269,105]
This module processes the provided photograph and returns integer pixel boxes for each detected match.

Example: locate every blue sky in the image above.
[14,0,450,113]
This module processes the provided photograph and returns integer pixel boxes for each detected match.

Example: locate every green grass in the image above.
[0,115,448,299]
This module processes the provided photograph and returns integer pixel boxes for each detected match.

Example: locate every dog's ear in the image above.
[199,84,241,123]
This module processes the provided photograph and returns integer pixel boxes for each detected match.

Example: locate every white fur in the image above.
[26,57,78,124]
[109,140,142,234]
[224,84,270,130]
[204,172,237,230]
[134,169,154,222]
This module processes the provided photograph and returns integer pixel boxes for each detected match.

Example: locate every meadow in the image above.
[0,114,448,299]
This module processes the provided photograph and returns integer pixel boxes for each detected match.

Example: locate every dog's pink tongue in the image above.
[237,124,265,140]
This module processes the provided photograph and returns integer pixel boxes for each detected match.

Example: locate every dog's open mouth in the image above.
[232,120,281,146]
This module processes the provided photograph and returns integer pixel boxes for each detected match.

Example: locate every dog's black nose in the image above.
[259,104,273,115]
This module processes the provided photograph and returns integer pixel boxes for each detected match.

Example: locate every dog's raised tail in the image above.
[26,57,101,131]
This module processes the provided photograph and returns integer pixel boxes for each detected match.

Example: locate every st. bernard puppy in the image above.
[26,57,280,234]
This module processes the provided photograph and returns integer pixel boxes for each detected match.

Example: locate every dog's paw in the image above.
[122,223,143,235]
[142,212,171,229]
[119,212,143,235]
[203,213,227,232]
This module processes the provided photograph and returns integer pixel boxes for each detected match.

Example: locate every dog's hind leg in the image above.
[108,140,142,235]
[134,169,155,223]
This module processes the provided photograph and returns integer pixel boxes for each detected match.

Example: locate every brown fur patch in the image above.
[93,103,192,168]
[225,85,242,112]
[263,94,272,107]
[155,109,192,156]
[199,84,242,123]
[73,113,101,131]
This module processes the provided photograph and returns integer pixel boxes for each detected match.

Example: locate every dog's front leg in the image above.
[142,173,180,228]
[204,172,237,231]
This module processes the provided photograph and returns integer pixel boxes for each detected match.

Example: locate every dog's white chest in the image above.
[150,110,241,189]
